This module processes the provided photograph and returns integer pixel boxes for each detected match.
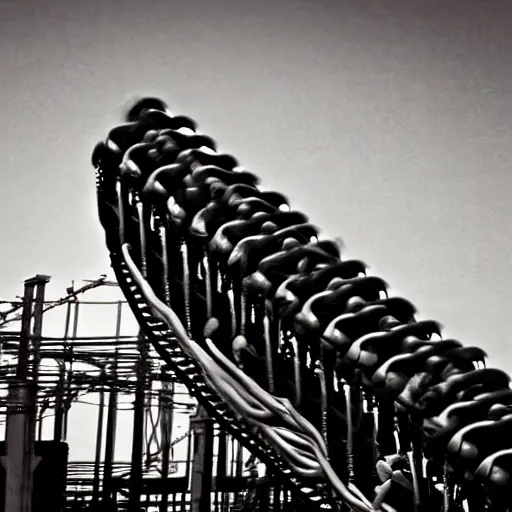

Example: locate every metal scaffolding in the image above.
[0,276,270,512]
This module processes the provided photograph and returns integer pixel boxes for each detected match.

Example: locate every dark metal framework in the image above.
[0,280,264,512]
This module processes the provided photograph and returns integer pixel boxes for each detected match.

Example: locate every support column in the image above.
[3,275,50,512]
[101,387,118,506]
[54,302,71,442]
[159,379,174,512]
[128,331,148,512]
[190,406,214,512]
[102,301,122,506]
[92,374,106,505]
[62,302,80,442]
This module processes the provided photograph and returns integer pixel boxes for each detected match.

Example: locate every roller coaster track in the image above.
[93,98,512,512]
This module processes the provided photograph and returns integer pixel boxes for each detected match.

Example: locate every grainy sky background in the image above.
[1,0,511,384]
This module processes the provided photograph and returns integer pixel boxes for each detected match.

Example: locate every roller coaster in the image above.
[4,95,509,512]
[88,97,512,512]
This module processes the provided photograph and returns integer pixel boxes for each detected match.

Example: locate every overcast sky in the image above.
[1,0,511,376]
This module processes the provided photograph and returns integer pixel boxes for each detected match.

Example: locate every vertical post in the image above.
[159,379,174,512]
[53,369,65,442]
[128,331,147,512]
[190,406,214,512]
[16,280,36,380]
[30,281,46,385]
[144,387,152,470]
[216,430,227,478]
[101,388,118,505]
[234,438,244,509]
[63,301,80,441]
[62,346,71,442]
[102,301,122,504]
[235,440,243,477]
[37,405,45,441]
[182,421,193,512]
[216,429,228,511]
[92,374,106,504]
[3,275,50,512]
[30,281,45,445]
[54,302,71,442]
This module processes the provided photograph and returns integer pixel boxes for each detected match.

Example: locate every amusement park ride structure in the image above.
[1,97,512,512]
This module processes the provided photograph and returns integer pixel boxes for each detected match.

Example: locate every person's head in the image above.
[125,97,168,122]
